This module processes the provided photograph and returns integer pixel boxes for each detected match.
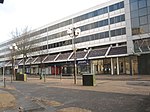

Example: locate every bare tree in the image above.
[10,27,33,74]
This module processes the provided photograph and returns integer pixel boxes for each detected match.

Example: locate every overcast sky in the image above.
[0,0,109,43]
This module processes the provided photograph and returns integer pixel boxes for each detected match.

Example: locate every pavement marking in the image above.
[56,107,92,112]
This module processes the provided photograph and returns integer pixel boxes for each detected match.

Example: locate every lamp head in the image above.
[67,28,72,35]
[75,28,81,36]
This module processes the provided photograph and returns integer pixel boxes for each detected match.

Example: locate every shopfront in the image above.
[91,56,138,75]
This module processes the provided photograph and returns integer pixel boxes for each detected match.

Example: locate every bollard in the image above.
[4,77,6,88]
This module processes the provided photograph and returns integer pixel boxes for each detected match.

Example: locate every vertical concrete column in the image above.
[111,58,114,75]
[117,57,119,75]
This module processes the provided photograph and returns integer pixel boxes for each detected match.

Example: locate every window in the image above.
[138,8,147,16]
[130,2,138,11]
[148,7,150,14]
[110,14,125,24]
[131,18,140,28]
[110,18,114,24]
[148,15,150,23]
[120,1,124,8]
[130,0,138,3]
[122,28,126,35]
[111,30,115,37]
[121,15,125,21]
[139,16,148,25]
[110,28,126,37]
[131,10,139,18]
[138,0,147,9]
[109,1,124,12]
[147,0,150,6]
[140,25,149,33]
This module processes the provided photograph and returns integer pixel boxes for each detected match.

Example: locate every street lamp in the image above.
[67,27,81,84]
[9,43,18,82]
[84,48,90,73]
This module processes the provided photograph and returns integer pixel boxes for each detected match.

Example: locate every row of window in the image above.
[24,1,125,39]
[110,14,125,24]
[130,0,150,11]
[131,7,150,18]
[80,19,108,31]
[29,14,125,46]
[0,14,126,54]
[73,7,108,23]
[130,0,150,35]
[30,27,126,53]
[0,1,124,49]
[1,27,126,58]
[111,28,126,37]
[109,1,124,12]
[0,14,125,54]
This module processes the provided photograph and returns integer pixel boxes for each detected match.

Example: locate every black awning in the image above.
[15,59,23,65]
[56,52,71,61]
[70,50,87,59]
[108,46,127,55]
[34,55,47,64]
[88,47,108,58]
[43,54,57,63]
[26,57,37,65]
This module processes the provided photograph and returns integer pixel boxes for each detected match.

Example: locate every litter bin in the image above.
[16,73,27,81]
[82,74,95,86]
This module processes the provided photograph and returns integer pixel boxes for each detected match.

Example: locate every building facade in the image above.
[0,0,150,76]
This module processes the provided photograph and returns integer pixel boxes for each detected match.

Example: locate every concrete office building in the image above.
[0,0,150,76]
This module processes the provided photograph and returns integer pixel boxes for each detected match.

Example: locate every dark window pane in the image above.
[122,28,126,35]
[94,10,98,16]
[111,30,115,37]
[120,1,124,8]
[109,5,113,12]
[103,7,108,13]
[121,15,125,21]
[139,16,148,25]
[138,0,147,9]
[110,18,114,24]
[117,29,121,35]
[105,31,109,37]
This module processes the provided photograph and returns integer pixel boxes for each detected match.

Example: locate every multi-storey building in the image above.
[0,0,150,76]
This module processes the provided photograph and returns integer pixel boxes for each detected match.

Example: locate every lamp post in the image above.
[9,43,18,82]
[67,27,81,84]
[84,48,90,73]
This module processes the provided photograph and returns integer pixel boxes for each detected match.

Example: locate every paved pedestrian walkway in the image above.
[0,75,150,110]
[26,75,150,96]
